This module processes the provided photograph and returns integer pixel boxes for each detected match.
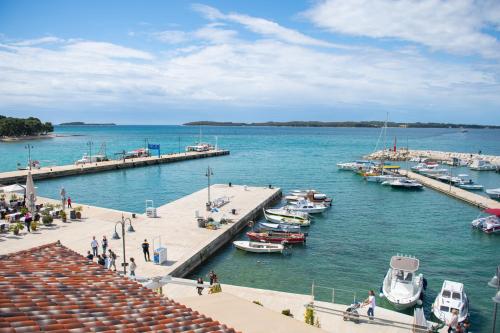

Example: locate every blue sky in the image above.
[1,0,500,125]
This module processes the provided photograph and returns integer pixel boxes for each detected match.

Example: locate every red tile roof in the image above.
[0,242,237,333]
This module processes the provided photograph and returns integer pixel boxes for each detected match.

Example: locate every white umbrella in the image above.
[0,184,25,195]
[25,172,37,213]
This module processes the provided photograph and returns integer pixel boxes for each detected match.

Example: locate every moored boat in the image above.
[257,222,303,234]
[264,208,311,226]
[485,188,500,200]
[381,255,425,310]
[469,159,496,171]
[233,241,284,253]
[383,178,423,189]
[471,208,500,234]
[246,231,306,244]
[285,190,333,206]
[285,199,328,214]
[432,280,469,324]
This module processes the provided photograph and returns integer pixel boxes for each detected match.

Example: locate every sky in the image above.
[0,0,500,125]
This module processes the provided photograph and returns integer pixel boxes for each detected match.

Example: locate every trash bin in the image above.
[153,247,167,265]
[69,210,76,220]
[197,218,206,228]
[231,208,236,215]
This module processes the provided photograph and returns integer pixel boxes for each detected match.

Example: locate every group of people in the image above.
[87,236,152,276]
[447,309,471,333]
[196,270,218,295]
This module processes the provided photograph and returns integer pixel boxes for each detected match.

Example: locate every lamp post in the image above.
[86,141,93,162]
[25,145,33,170]
[112,215,135,275]
[205,166,213,210]
[488,265,500,333]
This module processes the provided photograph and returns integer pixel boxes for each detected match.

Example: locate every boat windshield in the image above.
[442,290,451,298]
[452,292,461,300]
[440,305,450,312]
[394,270,413,283]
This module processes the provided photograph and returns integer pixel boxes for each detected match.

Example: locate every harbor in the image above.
[0,149,229,185]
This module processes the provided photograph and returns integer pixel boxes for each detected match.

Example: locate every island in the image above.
[183,121,499,129]
[0,115,54,141]
[58,122,117,126]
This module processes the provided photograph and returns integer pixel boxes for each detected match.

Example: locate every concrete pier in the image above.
[401,170,500,209]
[0,149,229,185]
[0,184,281,278]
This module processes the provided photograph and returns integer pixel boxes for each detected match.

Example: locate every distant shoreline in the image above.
[58,122,117,126]
[0,134,83,142]
[183,121,499,129]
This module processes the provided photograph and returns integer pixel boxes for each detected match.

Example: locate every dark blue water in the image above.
[1,125,499,332]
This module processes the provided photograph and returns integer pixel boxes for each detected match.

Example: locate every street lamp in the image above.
[112,215,135,275]
[86,141,93,162]
[488,265,500,333]
[25,145,33,170]
[205,166,214,210]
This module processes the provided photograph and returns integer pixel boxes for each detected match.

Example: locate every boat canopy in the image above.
[390,256,419,272]
[382,165,401,169]
[485,208,500,216]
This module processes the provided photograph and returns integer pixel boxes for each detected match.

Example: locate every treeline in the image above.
[184,121,499,129]
[0,115,54,137]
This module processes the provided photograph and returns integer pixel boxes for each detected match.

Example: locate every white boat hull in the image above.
[263,210,311,226]
[233,241,283,253]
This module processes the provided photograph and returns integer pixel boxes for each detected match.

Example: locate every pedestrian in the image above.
[102,235,108,254]
[24,212,32,233]
[142,239,150,261]
[447,309,458,333]
[91,236,99,256]
[461,319,470,333]
[196,277,204,295]
[97,255,105,266]
[108,249,117,271]
[209,270,217,285]
[67,197,72,208]
[363,290,376,319]
[60,187,66,209]
[86,251,94,260]
[129,257,136,276]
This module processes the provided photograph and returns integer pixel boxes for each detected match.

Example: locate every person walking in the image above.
[67,197,72,208]
[24,212,32,233]
[142,239,150,261]
[196,277,204,295]
[209,270,217,285]
[91,236,99,256]
[363,290,376,319]
[108,249,117,271]
[86,251,94,260]
[102,235,108,254]
[129,257,136,276]
[447,309,458,333]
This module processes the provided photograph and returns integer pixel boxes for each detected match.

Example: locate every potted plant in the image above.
[42,214,53,226]
[60,210,67,222]
[31,221,38,231]
[9,222,24,235]
[20,207,28,215]
[74,206,83,219]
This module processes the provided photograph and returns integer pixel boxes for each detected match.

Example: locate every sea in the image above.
[1,125,499,332]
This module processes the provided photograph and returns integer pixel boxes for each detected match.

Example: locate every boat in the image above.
[124,148,150,159]
[264,208,311,226]
[285,199,328,214]
[366,175,404,183]
[337,160,376,171]
[382,178,423,189]
[471,208,500,234]
[432,280,469,324]
[411,162,438,172]
[233,241,284,253]
[469,159,496,171]
[285,190,333,206]
[485,188,500,200]
[246,231,306,244]
[75,153,108,165]
[453,174,484,190]
[381,255,425,310]
[257,222,303,234]
[186,143,215,152]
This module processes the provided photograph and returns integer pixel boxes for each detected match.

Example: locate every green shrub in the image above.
[281,309,293,317]
[42,214,53,225]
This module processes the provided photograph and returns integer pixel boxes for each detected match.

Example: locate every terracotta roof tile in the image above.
[0,242,237,333]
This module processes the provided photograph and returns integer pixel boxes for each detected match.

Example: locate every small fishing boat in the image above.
[285,190,333,206]
[485,188,500,200]
[471,208,500,234]
[381,255,425,310]
[383,178,423,189]
[75,153,108,165]
[264,208,311,226]
[337,160,375,171]
[454,174,483,190]
[246,231,306,244]
[233,241,284,253]
[286,200,328,214]
[432,280,469,324]
[469,159,496,171]
[257,222,302,234]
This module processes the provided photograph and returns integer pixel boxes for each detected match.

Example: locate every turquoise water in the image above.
[1,126,499,332]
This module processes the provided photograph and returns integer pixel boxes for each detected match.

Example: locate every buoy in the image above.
[417,299,423,306]
[379,293,384,298]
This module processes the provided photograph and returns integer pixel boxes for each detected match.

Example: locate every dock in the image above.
[0,184,281,278]
[0,149,229,185]
[400,170,500,209]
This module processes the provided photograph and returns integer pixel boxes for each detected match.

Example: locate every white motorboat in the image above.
[471,208,500,234]
[411,162,438,172]
[75,153,108,165]
[469,159,496,171]
[366,175,404,183]
[263,208,311,226]
[453,174,483,190]
[285,200,328,214]
[337,160,376,171]
[233,241,284,253]
[383,178,423,189]
[286,190,333,206]
[381,255,425,310]
[432,280,469,324]
[485,188,500,200]
[186,143,215,152]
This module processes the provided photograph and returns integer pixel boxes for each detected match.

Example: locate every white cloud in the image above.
[153,25,237,45]
[304,0,500,58]
[152,30,189,44]
[12,36,64,46]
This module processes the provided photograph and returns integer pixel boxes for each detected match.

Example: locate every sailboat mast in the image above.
[381,113,388,175]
